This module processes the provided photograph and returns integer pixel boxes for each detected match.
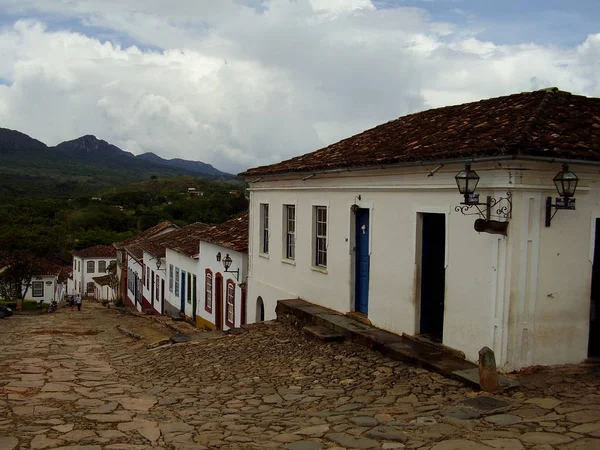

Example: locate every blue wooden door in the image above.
[181,271,186,311]
[355,208,370,314]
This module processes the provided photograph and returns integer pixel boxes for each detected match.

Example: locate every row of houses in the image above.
[64,88,600,372]
[69,212,249,331]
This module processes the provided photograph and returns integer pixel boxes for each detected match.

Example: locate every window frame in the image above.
[98,260,106,273]
[32,281,44,297]
[86,282,94,294]
[169,264,174,292]
[226,279,235,328]
[87,261,95,273]
[284,204,296,260]
[314,206,328,268]
[205,269,213,313]
[146,266,150,289]
[175,267,180,297]
[260,203,270,255]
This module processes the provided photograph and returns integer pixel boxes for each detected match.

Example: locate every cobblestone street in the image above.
[1,302,599,450]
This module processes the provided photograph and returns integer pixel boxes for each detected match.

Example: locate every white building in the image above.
[197,212,249,330]
[139,223,211,318]
[240,88,600,371]
[114,221,177,308]
[71,245,116,297]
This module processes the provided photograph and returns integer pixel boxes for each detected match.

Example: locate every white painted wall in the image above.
[197,242,247,330]
[165,249,198,318]
[70,256,116,296]
[246,161,600,370]
[127,255,143,312]
[24,276,57,304]
[141,252,168,314]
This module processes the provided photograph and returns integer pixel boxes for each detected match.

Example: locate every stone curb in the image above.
[116,325,142,340]
[147,338,171,349]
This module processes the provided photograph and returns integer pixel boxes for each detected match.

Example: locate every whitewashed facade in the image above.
[25,275,59,304]
[165,248,199,319]
[197,242,248,330]
[71,253,116,296]
[246,160,600,372]
[126,254,143,312]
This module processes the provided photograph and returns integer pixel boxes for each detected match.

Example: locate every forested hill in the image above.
[0,128,235,199]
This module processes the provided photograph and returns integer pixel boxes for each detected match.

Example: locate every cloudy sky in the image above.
[0,0,599,174]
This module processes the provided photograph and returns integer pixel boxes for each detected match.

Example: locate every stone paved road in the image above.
[1,302,599,450]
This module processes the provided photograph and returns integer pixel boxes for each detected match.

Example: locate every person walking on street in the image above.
[76,294,82,311]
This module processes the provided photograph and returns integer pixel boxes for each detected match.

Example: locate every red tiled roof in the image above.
[202,211,249,253]
[114,221,177,250]
[34,259,63,276]
[92,274,113,285]
[240,88,600,177]
[72,245,117,258]
[141,223,213,259]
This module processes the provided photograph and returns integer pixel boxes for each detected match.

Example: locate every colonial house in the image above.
[197,212,249,330]
[240,88,600,372]
[138,223,211,317]
[113,221,177,303]
[70,245,116,297]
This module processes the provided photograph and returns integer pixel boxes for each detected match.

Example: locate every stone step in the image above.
[303,325,345,342]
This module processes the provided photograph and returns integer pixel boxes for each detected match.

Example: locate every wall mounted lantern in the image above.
[216,252,221,262]
[351,195,361,214]
[222,253,239,281]
[155,258,162,270]
[454,164,512,222]
[546,164,578,227]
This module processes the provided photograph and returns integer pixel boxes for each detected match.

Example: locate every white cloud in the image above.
[0,0,598,174]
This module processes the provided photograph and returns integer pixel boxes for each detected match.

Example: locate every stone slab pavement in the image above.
[0,301,598,449]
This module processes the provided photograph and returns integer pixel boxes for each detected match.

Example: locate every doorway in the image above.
[354,208,370,315]
[589,218,600,357]
[215,274,223,330]
[180,270,186,312]
[161,279,165,314]
[256,296,265,322]
[418,213,446,342]
[192,275,197,321]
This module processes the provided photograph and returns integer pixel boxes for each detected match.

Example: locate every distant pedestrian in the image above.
[76,294,82,312]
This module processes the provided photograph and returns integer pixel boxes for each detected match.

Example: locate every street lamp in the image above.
[222,253,239,281]
[546,164,578,227]
[455,164,481,205]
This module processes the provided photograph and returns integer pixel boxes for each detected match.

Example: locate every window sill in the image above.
[281,258,296,266]
[311,266,328,274]
[259,253,270,260]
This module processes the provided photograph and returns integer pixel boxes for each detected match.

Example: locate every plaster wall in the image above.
[165,249,198,319]
[71,256,116,296]
[197,242,247,330]
[247,161,600,367]
[127,256,143,312]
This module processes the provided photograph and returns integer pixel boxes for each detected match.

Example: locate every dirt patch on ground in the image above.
[31,329,102,335]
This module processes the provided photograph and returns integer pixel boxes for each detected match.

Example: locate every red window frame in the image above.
[226,279,235,328]
[205,269,213,313]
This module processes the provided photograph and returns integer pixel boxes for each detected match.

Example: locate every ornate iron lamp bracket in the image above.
[454,192,512,221]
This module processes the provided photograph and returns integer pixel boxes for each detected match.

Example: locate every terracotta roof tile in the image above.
[92,274,113,285]
[202,211,249,253]
[141,223,213,259]
[114,221,177,250]
[72,245,117,258]
[240,89,600,177]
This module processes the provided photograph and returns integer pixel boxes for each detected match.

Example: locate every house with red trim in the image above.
[197,212,249,330]
[114,221,178,305]
[240,88,600,371]
[139,223,211,317]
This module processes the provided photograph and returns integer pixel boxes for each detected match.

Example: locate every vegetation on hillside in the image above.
[0,176,248,265]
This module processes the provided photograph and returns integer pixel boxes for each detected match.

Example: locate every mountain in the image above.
[0,128,236,199]
[136,152,228,177]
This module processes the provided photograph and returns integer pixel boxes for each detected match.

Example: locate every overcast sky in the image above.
[0,0,598,174]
